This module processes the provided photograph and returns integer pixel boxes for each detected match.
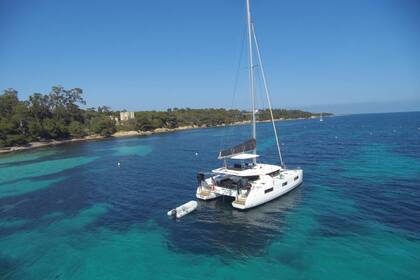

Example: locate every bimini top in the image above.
[212,163,281,177]
[230,153,259,160]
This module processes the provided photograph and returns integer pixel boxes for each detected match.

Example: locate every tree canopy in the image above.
[0,87,116,147]
[0,87,330,148]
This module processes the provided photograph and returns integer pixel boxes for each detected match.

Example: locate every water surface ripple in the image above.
[0,112,419,279]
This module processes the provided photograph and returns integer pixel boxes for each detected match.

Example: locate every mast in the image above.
[246,0,257,163]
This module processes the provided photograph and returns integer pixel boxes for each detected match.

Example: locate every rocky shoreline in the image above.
[0,117,318,155]
[0,125,203,155]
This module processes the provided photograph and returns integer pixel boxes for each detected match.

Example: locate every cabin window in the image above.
[268,170,280,177]
[282,182,288,186]
[245,176,260,181]
[233,163,242,169]
[264,187,273,194]
[294,176,299,181]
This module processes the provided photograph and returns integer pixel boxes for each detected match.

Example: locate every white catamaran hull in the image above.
[196,168,303,210]
[233,169,303,210]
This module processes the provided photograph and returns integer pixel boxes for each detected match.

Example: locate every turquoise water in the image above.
[1,112,419,279]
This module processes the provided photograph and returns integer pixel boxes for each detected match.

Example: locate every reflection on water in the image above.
[165,186,303,257]
[205,186,302,228]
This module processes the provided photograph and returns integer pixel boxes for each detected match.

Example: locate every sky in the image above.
[1,0,419,114]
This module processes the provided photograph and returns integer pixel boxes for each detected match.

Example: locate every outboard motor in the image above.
[236,180,243,197]
[196,173,205,185]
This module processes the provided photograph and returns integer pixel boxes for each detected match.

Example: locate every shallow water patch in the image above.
[0,156,98,184]
[0,203,110,279]
[339,144,420,182]
[0,149,59,165]
[0,177,65,198]
[0,218,28,229]
[111,145,152,157]
[57,203,109,230]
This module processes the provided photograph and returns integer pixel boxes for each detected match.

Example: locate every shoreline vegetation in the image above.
[0,86,331,154]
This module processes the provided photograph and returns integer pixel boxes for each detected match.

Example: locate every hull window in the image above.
[282,182,288,186]
[294,176,299,181]
[264,187,273,194]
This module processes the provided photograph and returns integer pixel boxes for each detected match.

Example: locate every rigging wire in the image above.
[251,23,285,167]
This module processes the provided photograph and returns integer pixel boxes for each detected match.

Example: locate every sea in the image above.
[0,111,419,280]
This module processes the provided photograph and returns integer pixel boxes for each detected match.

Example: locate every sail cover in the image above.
[218,138,256,159]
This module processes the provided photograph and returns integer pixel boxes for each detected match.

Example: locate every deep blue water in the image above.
[0,112,419,279]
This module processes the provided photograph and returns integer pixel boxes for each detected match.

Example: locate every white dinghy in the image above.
[167,201,198,219]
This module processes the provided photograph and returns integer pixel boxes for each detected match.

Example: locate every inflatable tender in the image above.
[167,201,198,219]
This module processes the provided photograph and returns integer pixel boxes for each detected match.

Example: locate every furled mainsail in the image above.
[218,138,256,159]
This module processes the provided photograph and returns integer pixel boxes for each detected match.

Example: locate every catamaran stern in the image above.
[232,169,303,210]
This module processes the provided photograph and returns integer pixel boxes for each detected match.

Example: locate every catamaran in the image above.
[195,0,303,210]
